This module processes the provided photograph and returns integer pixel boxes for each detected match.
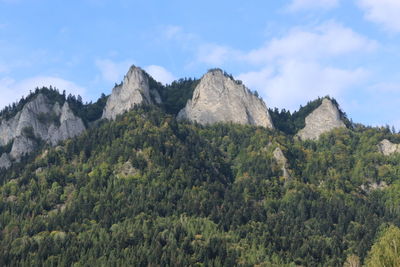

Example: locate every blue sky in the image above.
[1,0,400,128]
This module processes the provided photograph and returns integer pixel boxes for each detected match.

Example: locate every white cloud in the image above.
[238,61,367,110]
[235,22,375,110]
[95,59,133,83]
[286,0,339,12]
[163,25,197,42]
[0,76,86,109]
[162,23,376,112]
[196,44,241,65]
[245,22,377,64]
[145,65,175,85]
[358,0,400,32]
[164,25,184,40]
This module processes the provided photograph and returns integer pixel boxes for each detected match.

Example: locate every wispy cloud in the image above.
[357,0,400,33]
[196,44,241,65]
[0,75,86,109]
[244,21,377,64]
[238,62,367,110]
[95,59,133,83]
[161,22,377,111]
[163,25,197,42]
[145,65,175,85]
[286,0,339,12]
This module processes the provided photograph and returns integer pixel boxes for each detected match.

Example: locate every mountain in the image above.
[102,65,155,120]
[177,69,274,128]
[296,98,346,140]
[0,92,85,162]
[1,65,400,266]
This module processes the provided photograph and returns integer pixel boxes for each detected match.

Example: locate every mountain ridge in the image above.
[0,65,389,170]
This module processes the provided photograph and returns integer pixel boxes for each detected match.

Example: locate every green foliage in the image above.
[69,93,108,125]
[37,112,60,126]
[365,225,400,266]
[1,104,400,266]
[159,78,199,115]
[21,126,36,139]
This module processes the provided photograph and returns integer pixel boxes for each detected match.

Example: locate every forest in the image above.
[1,87,400,266]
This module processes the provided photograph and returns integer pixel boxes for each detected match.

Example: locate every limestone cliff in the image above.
[177,69,274,128]
[102,65,153,120]
[49,102,86,145]
[0,153,11,169]
[10,136,36,159]
[273,147,290,180]
[296,98,346,140]
[378,139,400,156]
[0,94,86,167]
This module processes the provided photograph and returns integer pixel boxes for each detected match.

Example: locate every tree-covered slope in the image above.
[1,104,400,266]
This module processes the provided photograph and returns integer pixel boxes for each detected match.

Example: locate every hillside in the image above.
[1,68,400,266]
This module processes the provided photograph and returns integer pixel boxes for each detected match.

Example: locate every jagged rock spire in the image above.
[102,65,153,120]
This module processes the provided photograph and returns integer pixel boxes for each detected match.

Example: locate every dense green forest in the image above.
[1,87,400,266]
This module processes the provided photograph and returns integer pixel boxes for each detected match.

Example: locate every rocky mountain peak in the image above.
[296,98,346,140]
[177,69,274,128]
[0,93,86,167]
[102,65,153,120]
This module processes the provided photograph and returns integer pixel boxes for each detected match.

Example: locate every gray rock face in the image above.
[0,94,51,146]
[378,139,400,156]
[177,69,274,128]
[0,153,11,169]
[0,94,86,162]
[296,98,346,140]
[102,66,153,120]
[10,136,36,159]
[49,102,86,145]
[273,147,290,179]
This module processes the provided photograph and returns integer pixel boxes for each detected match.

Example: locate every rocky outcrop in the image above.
[0,94,51,146]
[177,69,274,128]
[10,136,36,159]
[296,98,346,140]
[273,147,290,179]
[102,65,153,120]
[49,102,86,145]
[361,181,388,193]
[0,153,11,169]
[0,94,86,164]
[378,139,400,156]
